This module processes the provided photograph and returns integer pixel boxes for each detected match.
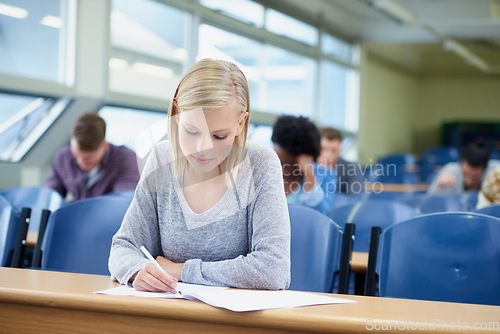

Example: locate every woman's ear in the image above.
[235,112,249,136]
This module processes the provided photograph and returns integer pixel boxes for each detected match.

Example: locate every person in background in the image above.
[46,112,140,201]
[428,139,500,195]
[271,115,336,214]
[109,59,290,292]
[477,166,500,209]
[318,127,365,194]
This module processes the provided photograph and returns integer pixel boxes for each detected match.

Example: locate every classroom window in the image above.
[0,0,75,84]
[263,46,317,117]
[247,123,273,148]
[320,61,359,132]
[0,92,68,162]
[200,0,264,27]
[198,24,263,108]
[98,105,167,160]
[265,9,317,46]
[109,0,191,100]
[322,33,352,62]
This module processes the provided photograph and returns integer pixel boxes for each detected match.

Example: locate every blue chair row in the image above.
[36,195,133,275]
[329,191,479,218]
[0,197,23,267]
[372,146,460,185]
[474,204,500,219]
[35,200,350,290]
[0,186,135,271]
[364,212,500,306]
[419,146,459,184]
[0,186,65,232]
[327,199,417,252]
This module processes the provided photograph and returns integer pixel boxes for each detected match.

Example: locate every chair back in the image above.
[372,154,419,184]
[0,187,64,231]
[41,196,131,275]
[328,199,416,252]
[330,193,361,211]
[0,196,20,267]
[103,190,135,199]
[475,204,500,219]
[419,146,459,184]
[288,204,342,293]
[376,212,500,305]
[402,194,470,214]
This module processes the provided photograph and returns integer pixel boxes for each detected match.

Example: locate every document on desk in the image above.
[95,283,355,312]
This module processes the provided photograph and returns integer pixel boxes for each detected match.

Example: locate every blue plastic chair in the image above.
[103,190,135,200]
[376,212,500,305]
[328,199,417,252]
[419,146,459,184]
[0,187,65,232]
[330,193,361,211]
[288,204,343,293]
[475,204,500,219]
[372,154,420,184]
[0,196,21,267]
[40,196,132,275]
[401,194,472,214]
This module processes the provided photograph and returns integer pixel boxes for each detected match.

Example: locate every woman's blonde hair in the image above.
[167,59,250,184]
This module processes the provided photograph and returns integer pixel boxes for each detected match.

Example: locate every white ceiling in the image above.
[269,0,500,74]
[277,0,500,43]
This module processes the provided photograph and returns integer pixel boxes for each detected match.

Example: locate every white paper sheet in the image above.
[95,284,355,312]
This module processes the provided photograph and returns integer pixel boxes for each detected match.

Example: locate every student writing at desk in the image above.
[109,59,291,292]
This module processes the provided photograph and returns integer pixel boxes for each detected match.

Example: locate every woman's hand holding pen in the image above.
[131,246,182,293]
[132,263,178,293]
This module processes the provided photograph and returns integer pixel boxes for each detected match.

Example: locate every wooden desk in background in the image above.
[365,183,429,193]
[26,230,37,248]
[351,252,368,273]
[1,268,498,334]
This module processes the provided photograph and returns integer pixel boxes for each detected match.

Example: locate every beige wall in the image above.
[358,46,419,163]
[415,75,500,152]
[358,43,500,164]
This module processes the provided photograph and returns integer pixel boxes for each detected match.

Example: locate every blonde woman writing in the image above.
[109,59,290,292]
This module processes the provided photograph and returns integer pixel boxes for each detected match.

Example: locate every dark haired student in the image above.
[46,112,140,201]
[271,115,337,214]
[428,139,500,195]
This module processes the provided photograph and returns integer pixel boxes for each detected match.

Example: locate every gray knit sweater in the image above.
[108,140,290,290]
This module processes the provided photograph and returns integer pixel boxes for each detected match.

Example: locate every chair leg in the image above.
[32,209,51,268]
[364,226,382,296]
[338,222,355,294]
[11,207,31,268]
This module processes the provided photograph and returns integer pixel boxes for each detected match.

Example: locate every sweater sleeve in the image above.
[108,145,164,284]
[427,162,461,195]
[45,148,68,198]
[181,147,291,290]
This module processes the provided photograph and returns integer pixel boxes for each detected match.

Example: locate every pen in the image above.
[140,246,181,295]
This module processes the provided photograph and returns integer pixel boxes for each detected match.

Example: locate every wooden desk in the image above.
[365,183,428,193]
[26,230,37,248]
[1,268,498,334]
[351,252,368,273]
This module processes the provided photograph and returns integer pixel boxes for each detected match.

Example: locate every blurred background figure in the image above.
[318,127,364,195]
[428,139,500,195]
[46,112,140,201]
[271,115,336,213]
[477,166,500,209]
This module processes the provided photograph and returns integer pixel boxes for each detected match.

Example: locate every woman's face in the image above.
[177,98,247,174]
